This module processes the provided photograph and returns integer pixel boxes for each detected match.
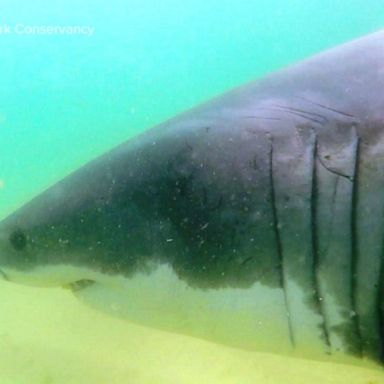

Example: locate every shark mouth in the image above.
[63,279,96,292]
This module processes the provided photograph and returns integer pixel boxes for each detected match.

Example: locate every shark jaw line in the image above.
[0,264,102,289]
[0,260,169,290]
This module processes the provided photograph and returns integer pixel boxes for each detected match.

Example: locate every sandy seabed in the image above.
[0,280,383,384]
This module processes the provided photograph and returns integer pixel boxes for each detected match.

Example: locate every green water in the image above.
[0,0,383,219]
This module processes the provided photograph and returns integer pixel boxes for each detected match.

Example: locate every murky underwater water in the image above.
[1,1,384,383]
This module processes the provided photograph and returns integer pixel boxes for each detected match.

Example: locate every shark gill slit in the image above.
[268,135,295,347]
[351,136,364,357]
[311,133,331,350]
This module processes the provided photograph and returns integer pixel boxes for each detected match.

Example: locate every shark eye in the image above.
[9,229,27,251]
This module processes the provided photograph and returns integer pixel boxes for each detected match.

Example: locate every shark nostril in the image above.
[9,229,27,251]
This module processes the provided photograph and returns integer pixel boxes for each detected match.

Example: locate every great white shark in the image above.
[0,31,383,367]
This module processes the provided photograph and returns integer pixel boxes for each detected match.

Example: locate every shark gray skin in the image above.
[0,31,383,367]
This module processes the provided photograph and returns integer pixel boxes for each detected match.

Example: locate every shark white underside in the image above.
[2,262,374,366]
